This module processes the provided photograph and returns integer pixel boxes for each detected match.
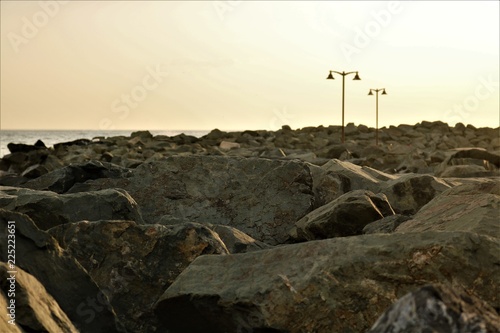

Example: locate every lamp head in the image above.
[326,71,334,80]
[382,89,387,95]
[368,90,374,95]
[353,72,361,80]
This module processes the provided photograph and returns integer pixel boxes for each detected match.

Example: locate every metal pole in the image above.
[376,90,379,146]
[341,73,345,143]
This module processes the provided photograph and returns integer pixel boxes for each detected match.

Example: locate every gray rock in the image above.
[290,190,395,241]
[368,284,500,333]
[22,160,132,194]
[0,210,124,332]
[0,262,78,333]
[208,224,273,253]
[380,174,452,214]
[47,220,228,333]
[154,231,500,333]
[320,159,392,192]
[67,156,315,245]
[395,179,500,237]
[0,187,143,230]
[435,148,500,177]
[363,214,412,234]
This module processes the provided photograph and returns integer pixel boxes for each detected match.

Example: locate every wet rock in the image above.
[380,174,451,214]
[368,284,500,333]
[67,156,315,245]
[396,179,500,237]
[0,210,124,333]
[0,187,143,230]
[290,190,395,241]
[154,231,500,333]
[48,220,228,333]
[0,262,78,333]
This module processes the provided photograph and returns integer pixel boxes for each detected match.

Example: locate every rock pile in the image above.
[0,121,499,332]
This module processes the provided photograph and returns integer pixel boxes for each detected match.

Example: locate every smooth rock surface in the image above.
[395,179,500,237]
[154,231,500,333]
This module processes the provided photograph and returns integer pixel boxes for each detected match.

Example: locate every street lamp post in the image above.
[368,88,387,146]
[326,70,361,143]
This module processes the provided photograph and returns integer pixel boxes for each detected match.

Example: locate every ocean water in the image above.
[0,130,209,158]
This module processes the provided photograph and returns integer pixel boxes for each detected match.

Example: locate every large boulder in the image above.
[154,231,500,333]
[290,190,395,241]
[395,179,500,237]
[0,187,143,230]
[0,210,124,332]
[47,220,228,333]
[368,284,500,333]
[0,262,78,333]
[67,156,316,245]
[380,174,452,214]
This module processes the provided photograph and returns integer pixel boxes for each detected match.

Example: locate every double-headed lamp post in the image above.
[368,88,387,146]
[326,71,361,143]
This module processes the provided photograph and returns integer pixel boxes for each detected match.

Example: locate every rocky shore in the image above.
[0,121,499,332]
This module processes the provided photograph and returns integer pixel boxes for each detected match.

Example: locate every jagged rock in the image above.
[53,138,91,150]
[380,174,451,214]
[47,220,228,333]
[362,214,412,234]
[396,179,500,237]
[7,142,46,154]
[0,262,78,333]
[219,141,241,150]
[67,156,315,245]
[208,224,273,253]
[21,160,132,193]
[435,148,500,177]
[154,231,500,333]
[0,187,143,230]
[0,210,124,332]
[320,159,394,193]
[290,190,395,241]
[367,284,500,333]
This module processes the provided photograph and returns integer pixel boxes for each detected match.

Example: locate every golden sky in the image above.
[1,1,499,130]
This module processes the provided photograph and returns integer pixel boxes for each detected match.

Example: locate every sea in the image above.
[0,130,210,158]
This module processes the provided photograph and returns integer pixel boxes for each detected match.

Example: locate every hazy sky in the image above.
[1,1,499,131]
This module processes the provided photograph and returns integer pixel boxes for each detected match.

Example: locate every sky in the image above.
[1,1,499,131]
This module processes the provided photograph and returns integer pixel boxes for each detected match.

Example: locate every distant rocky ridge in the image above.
[0,121,499,332]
